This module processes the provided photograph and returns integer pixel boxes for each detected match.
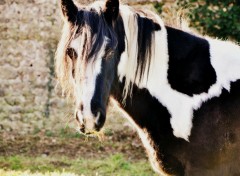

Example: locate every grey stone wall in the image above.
[0,0,69,133]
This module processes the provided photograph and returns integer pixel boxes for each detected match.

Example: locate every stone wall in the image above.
[0,0,70,133]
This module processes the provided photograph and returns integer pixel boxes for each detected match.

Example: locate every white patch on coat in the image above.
[70,35,109,130]
[110,98,168,176]
[208,38,240,91]
[117,6,240,141]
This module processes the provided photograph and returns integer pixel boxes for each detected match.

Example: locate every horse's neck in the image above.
[110,81,172,137]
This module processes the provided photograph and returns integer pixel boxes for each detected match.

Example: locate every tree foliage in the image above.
[155,0,240,42]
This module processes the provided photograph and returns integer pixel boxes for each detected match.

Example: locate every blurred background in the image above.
[0,0,239,175]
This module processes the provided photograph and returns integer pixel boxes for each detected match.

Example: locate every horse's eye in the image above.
[67,48,78,60]
[104,45,115,59]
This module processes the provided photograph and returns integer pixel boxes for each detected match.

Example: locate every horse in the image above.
[55,0,240,175]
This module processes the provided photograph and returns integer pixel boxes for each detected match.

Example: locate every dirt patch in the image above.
[0,129,146,161]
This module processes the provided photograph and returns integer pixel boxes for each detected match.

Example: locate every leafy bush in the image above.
[155,0,240,42]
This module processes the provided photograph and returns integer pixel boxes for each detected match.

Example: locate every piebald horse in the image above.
[56,0,240,175]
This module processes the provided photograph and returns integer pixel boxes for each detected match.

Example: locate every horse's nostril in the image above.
[95,111,106,131]
[76,110,85,127]
[75,112,79,121]
[80,103,84,111]
[79,124,85,133]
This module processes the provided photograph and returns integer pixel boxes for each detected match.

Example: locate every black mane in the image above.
[135,11,161,81]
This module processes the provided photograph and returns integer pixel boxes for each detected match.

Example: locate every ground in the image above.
[0,107,157,176]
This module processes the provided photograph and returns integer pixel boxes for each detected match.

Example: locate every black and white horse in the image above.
[56,0,240,175]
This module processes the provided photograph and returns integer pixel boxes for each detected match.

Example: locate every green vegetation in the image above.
[154,0,240,42]
[40,127,84,139]
[0,123,154,176]
[0,155,156,176]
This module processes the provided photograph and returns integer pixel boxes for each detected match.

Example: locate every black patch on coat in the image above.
[166,26,217,96]
[135,13,161,82]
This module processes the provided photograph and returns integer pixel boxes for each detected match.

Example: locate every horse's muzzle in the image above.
[76,109,106,134]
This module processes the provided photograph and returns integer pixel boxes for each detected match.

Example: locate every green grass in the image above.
[0,154,156,176]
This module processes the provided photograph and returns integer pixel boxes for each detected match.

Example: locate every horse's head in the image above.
[56,0,119,134]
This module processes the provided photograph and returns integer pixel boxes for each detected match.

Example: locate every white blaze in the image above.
[70,35,109,129]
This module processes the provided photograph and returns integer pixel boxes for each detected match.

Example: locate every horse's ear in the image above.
[103,0,119,24]
[61,0,78,23]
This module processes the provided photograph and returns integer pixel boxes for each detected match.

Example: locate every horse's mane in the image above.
[119,5,193,101]
[118,5,166,100]
[55,21,75,98]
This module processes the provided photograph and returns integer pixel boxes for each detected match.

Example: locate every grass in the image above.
[0,108,157,176]
[0,154,156,176]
